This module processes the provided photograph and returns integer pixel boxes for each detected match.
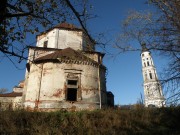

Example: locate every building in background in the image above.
[0,81,23,110]
[141,43,165,107]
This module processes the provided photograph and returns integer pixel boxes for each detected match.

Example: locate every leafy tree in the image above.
[115,0,180,103]
[0,0,94,62]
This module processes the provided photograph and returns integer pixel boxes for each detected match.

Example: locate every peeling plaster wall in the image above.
[23,61,106,111]
[23,64,43,108]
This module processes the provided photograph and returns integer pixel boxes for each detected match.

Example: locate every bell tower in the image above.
[141,43,165,107]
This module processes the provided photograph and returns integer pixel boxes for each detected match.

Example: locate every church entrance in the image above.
[67,88,77,101]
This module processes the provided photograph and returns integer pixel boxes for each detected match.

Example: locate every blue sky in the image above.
[0,0,167,105]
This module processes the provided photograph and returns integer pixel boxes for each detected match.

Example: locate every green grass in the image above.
[0,107,180,135]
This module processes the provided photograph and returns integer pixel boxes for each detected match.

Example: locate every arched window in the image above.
[144,62,146,67]
[149,73,152,79]
[147,61,150,66]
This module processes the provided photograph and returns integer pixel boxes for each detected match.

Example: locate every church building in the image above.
[0,23,114,111]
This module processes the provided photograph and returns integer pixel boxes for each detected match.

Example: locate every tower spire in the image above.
[140,43,165,107]
[141,42,148,52]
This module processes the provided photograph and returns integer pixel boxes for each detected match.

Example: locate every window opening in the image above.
[147,61,150,66]
[67,88,77,101]
[66,79,78,101]
[144,62,146,67]
[68,80,77,85]
[44,41,48,48]
[149,73,152,79]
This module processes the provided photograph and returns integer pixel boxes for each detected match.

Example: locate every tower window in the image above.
[147,61,150,66]
[142,54,144,57]
[144,63,146,67]
[44,41,48,48]
[149,73,152,79]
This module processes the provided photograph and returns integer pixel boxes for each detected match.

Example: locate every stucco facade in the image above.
[23,48,107,111]
[0,23,113,111]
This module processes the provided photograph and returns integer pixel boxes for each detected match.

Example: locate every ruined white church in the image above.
[0,23,114,111]
[141,43,165,107]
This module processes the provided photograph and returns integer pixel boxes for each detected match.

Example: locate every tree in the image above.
[0,88,8,94]
[0,0,94,63]
[115,0,180,103]
[149,0,180,102]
